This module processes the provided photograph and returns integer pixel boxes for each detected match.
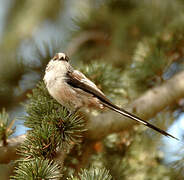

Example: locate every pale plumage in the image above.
[44,52,178,140]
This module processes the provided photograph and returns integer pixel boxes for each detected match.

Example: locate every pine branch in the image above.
[24,82,86,144]
[12,81,86,178]
[67,167,112,180]
[11,158,62,180]
[0,109,15,146]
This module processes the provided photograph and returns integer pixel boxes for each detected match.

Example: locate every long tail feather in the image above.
[103,103,179,141]
[66,71,178,140]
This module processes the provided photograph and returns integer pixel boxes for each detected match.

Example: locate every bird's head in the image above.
[52,52,69,62]
[45,52,71,74]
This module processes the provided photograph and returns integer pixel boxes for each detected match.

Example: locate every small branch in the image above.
[0,134,25,163]
[2,133,8,147]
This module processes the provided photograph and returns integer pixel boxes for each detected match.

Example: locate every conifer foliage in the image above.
[12,82,86,179]
[1,0,184,179]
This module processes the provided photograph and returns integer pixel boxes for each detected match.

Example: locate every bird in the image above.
[43,52,178,140]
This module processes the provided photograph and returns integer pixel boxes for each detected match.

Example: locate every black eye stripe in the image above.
[59,56,69,61]
[59,56,65,60]
[52,53,69,61]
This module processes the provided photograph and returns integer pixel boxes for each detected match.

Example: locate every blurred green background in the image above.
[1,0,184,179]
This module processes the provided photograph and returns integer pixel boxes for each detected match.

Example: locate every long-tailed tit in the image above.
[44,52,178,140]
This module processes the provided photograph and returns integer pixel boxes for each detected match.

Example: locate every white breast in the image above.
[43,60,77,109]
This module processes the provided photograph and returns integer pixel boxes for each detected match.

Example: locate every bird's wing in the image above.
[70,70,104,93]
[66,70,178,140]
[66,70,111,104]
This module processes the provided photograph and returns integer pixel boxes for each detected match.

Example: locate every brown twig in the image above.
[0,134,25,163]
